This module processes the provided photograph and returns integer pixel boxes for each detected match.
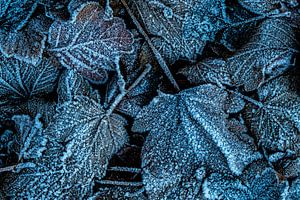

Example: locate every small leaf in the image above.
[48,2,134,84]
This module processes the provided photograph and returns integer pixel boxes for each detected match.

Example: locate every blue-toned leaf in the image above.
[0,0,39,31]
[128,0,229,64]
[239,0,298,14]
[132,84,262,199]
[2,96,128,199]
[0,55,60,102]
[48,2,134,84]
[180,18,299,91]
[12,114,46,160]
[244,75,300,153]
[0,14,51,65]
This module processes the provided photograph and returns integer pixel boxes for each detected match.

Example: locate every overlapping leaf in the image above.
[244,75,300,153]
[127,0,229,63]
[0,55,59,103]
[180,18,299,91]
[2,96,128,199]
[132,84,262,199]
[48,2,134,84]
[239,0,298,14]
[0,0,38,31]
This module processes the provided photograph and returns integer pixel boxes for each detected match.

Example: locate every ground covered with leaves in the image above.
[0,0,300,199]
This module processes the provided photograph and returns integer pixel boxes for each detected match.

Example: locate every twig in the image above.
[120,0,180,91]
[106,63,152,115]
[108,166,141,173]
[96,180,143,187]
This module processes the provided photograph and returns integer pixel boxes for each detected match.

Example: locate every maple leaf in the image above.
[126,0,229,64]
[48,2,134,84]
[132,84,262,199]
[180,18,299,91]
[244,75,300,153]
[0,0,39,31]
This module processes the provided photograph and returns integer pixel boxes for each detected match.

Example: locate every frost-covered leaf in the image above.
[48,2,133,84]
[239,0,298,14]
[203,168,287,200]
[244,76,300,153]
[180,18,299,91]
[0,55,60,103]
[39,0,70,20]
[127,0,229,63]
[132,84,262,199]
[57,69,96,104]
[12,114,46,160]
[0,0,39,31]
[2,96,128,198]
[0,14,51,65]
[92,186,147,200]
[284,178,300,200]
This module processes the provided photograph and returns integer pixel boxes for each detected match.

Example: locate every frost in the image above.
[244,75,300,153]
[180,18,299,91]
[0,0,38,31]
[12,114,46,160]
[0,14,51,65]
[132,84,262,199]
[127,0,229,63]
[48,2,134,84]
[2,96,128,199]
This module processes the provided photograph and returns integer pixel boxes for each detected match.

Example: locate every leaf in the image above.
[2,96,128,198]
[284,178,300,200]
[0,0,39,31]
[244,75,300,153]
[48,2,134,84]
[238,0,298,14]
[57,69,97,104]
[92,186,147,200]
[127,0,229,64]
[0,55,60,103]
[132,84,262,199]
[0,14,51,65]
[203,167,287,200]
[180,18,299,91]
[12,114,46,160]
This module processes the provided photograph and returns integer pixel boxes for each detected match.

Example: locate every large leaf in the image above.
[244,75,300,153]
[132,84,262,199]
[48,2,134,84]
[127,0,229,64]
[180,18,299,91]
[2,96,128,199]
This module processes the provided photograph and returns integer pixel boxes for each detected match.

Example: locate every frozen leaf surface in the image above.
[0,0,38,31]
[0,15,51,65]
[244,76,300,153]
[132,84,262,199]
[127,0,229,63]
[203,168,287,200]
[12,114,46,160]
[239,0,298,14]
[2,96,128,199]
[0,56,59,103]
[180,18,299,91]
[48,2,133,84]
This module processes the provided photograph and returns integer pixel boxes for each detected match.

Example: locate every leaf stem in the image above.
[96,180,143,187]
[108,166,141,173]
[0,165,17,173]
[120,0,180,91]
[106,64,152,115]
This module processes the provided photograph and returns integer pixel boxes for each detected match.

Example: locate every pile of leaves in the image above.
[0,0,300,199]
